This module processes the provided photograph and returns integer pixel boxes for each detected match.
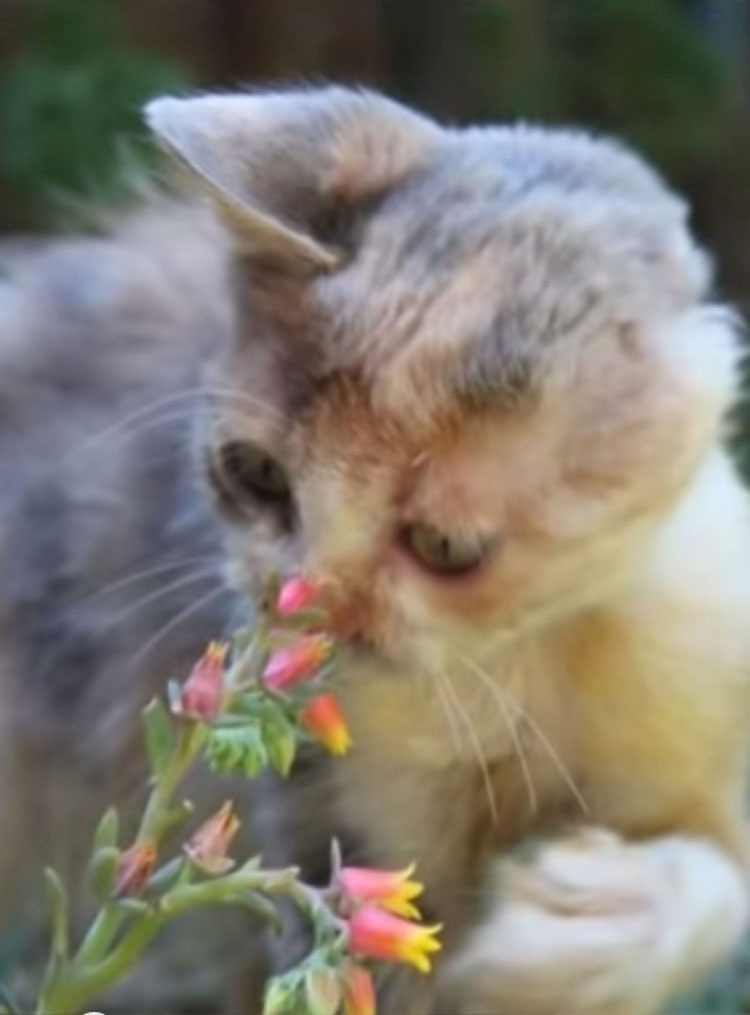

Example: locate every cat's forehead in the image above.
[233,121,707,426]
[310,147,668,413]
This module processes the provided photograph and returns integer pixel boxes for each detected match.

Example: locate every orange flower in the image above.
[184,800,240,875]
[348,905,442,974]
[301,693,352,755]
[263,635,331,692]
[114,841,157,898]
[340,961,376,1015]
[175,641,228,720]
[276,575,320,617]
[336,863,422,918]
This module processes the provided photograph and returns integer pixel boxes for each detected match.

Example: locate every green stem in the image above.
[136,723,206,845]
[35,868,300,1015]
[35,635,285,1015]
[37,912,163,1015]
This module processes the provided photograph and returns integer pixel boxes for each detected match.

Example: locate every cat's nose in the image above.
[311,575,368,644]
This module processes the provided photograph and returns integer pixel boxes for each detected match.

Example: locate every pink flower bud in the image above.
[276,575,320,617]
[114,841,157,898]
[262,635,331,692]
[175,641,228,721]
[336,863,422,918]
[183,800,240,875]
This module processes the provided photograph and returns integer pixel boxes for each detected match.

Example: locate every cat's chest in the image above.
[330,658,578,885]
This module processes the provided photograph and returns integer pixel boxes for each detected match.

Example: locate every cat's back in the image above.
[0,197,237,764]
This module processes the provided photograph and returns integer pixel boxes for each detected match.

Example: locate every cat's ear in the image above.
[145,87,440,272]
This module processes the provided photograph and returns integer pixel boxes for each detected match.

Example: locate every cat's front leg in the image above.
[441,827,748,1015]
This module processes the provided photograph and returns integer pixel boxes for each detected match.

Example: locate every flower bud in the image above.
[174,641,228,721]
[113,841,157,898]
[301,694,352,756]
[262,635,331,692]
[348,905,442,974]
[276,575,320,617]
[184,800,240,875]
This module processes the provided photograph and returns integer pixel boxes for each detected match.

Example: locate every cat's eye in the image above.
[213,441,291,505]
[400,523,491,576]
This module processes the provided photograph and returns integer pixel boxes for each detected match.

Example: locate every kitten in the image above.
[1,86,749,1015]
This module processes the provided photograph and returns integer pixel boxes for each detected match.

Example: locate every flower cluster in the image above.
[30,575,440,1015]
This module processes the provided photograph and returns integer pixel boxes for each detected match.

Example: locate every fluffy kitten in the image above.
[1,86,749,1015]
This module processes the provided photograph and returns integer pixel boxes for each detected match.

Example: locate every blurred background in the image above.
[0,1,749,1011]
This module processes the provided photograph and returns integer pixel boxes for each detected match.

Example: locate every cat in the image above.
[0,85,749,1015]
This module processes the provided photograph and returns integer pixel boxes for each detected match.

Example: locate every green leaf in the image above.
[42,868,69,959]
[263,711,297,777]
[88,845,119,903]
[262,975,298,1015]
[92,806,119,851]
[115,897,152,917]
[147,856,187,896]
[304,966,342,1015]
[143,698,175,777]
[205,724,268,778]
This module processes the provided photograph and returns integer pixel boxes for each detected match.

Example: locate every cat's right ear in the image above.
[144,87,441,273]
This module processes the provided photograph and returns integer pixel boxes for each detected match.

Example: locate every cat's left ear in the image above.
[145,87,441,272]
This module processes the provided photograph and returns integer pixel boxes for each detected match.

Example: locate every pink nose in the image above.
[313,578,367,643]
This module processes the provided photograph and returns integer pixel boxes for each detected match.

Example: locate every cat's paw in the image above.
[445,827,746,1015]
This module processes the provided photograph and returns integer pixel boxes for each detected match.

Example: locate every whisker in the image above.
[440,669,499,824]
[104,567,222,627]
[504,692,589,816]
[429,670,464,756]
[128,584,230,674]
[62,384,284,464]
[79,554,219,604]
[451,648,538,814]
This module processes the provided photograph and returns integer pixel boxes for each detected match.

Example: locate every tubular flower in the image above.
[348,904,442,974]
[336,863,423,918]
[301,693,352,756]
[276,575,320,617]
[113,841,157,898]
[340,961,376,1015]
[263,634,332,692]
[183,800,240,874]
[175,641,228,720]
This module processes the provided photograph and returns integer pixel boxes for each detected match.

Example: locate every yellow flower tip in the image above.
[206,640,229,664]
[401,923,443,973]
[327,725,353,756]
[386,899,422,919]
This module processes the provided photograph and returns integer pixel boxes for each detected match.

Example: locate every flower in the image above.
[113,841,157,898]
[262,634,332,692]
[348,905,442,974]
[301,693,352,756]
[340,961,376,1015]
[336,863,422,918]
[174,641,228,721]
[184,800,240,875]
[276,575,320,617]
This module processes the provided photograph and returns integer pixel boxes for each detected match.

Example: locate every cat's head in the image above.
[146,87,739,673]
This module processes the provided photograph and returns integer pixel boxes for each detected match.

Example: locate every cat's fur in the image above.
[1,86,749,1014]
